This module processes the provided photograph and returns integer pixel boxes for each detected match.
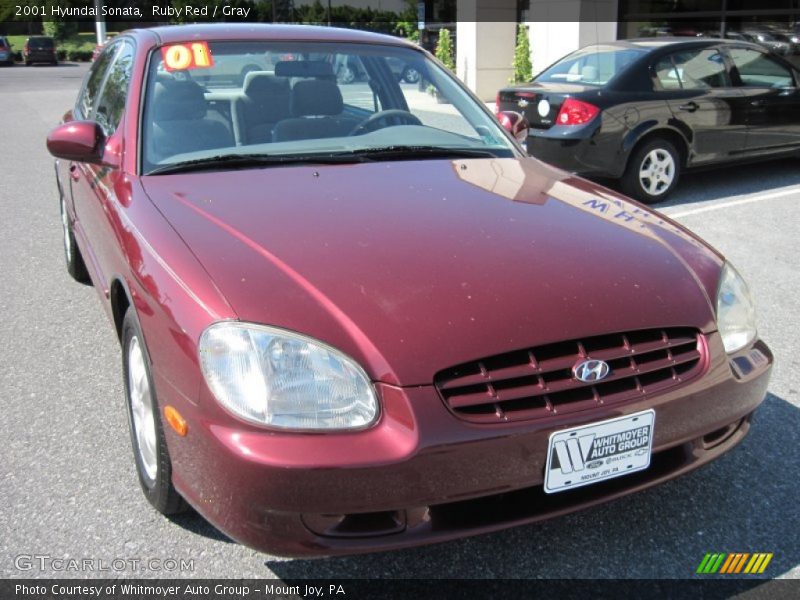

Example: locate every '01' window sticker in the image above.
[160,42,214,71]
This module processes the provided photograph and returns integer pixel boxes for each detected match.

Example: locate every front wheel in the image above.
[122,308,187,516]
[620,138,680,203]
[59,194,90,283]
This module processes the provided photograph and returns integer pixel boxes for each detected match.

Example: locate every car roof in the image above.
[127,23,415,48]
[581,37,768,53]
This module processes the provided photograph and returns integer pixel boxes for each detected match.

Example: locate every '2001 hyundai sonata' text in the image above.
[47,24,772,557]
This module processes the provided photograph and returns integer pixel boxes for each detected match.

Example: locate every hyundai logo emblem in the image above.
[573,359,611,383]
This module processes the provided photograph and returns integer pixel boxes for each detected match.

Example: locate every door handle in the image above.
[750,99,765,107]
[69,164,80,181]
[678,102,699,112]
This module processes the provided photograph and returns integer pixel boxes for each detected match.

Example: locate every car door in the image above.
[70,40,135,291]
[652,46,748,165]
[725,45,800,155]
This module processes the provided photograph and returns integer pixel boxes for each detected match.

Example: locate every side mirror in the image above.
[46,121,105,163]
[498,110,530,144]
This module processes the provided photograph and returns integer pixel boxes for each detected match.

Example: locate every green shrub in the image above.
[510,25,533,84]
[434,28,454,72]
[66,49,92,62]
[56,49,67,61]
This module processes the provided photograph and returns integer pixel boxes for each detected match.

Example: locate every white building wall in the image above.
[456,0,517,101]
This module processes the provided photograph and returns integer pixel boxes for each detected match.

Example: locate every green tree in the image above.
[42,20,78,41]
[510,25,533,84]
[434,27,454,72]
[394,0,420,41]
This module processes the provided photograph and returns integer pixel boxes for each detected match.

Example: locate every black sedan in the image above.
[497,39,800,202]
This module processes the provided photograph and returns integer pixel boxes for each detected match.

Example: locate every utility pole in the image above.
[94,0,107,45]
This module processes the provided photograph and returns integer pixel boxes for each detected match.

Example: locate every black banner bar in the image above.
[3,579,800,600]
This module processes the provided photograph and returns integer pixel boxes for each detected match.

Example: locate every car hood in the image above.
[142,157,723,386]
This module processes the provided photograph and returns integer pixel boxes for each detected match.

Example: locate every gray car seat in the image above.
[272,79,361,143]
[239,72,292,144]
[149,80,234,161]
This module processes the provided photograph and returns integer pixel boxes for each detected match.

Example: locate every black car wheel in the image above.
[59,193,91,284]
[621,138,680,203]
[402,66,421,84]
[337,65,356,84]
[122,308,188,516]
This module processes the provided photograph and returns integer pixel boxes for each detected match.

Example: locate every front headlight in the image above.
[199,322,378,430]
[716,262,757,354]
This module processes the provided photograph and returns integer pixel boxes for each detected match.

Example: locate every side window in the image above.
[94,42,135,136]
[728,48,794,88]
[76,45,117,119]
[654,56,682,90]
[655,48,728,90]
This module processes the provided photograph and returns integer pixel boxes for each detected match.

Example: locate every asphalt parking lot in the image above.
[0,62,798,580]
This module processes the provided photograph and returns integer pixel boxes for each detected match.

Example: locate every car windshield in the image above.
[535,45,645,86]
[141,40,516,174]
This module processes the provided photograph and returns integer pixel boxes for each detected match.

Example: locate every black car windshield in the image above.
[536,45,646,86]
[141,40,516,174]
[29,38,53,48]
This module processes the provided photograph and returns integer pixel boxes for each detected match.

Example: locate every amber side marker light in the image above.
[164,406,188,437]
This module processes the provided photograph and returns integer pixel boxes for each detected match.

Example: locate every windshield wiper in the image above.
[345,145,499,160]
[147,146,499,175]
[147,152,370,175]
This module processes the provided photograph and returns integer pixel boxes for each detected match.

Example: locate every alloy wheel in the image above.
[60,196,72,264]
[128,336,158,481]
[638,148,675,196]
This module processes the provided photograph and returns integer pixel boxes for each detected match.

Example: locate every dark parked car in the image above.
[0,36,13,65]
[497,38,800,202]
[46,25,771,557]
[334,54,421,84]
[23,35,57,65]
[742,30,792,55]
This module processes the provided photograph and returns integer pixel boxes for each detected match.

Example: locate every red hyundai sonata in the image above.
[47,24,772,557]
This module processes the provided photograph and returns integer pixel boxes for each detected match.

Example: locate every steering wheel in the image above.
[349,109,423,136]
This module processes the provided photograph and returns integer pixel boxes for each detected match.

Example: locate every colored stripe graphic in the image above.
[699,553,774,574]
[720,554,736,574]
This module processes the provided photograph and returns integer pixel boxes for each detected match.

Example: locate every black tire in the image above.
[402,66,421,84]
[620,138,681,203]
[337,65,356,84]
[59,193,91,284]
[122,308,188,516]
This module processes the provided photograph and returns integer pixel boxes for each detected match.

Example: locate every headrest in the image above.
[244,72,290,98]
[291,79,343,117]
[152,80,207,121]
[274,60,334,79]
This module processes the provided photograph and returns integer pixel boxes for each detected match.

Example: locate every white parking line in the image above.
[665,187,800,219]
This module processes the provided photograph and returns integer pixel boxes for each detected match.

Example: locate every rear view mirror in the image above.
[497,111,530,144]
[46,121,105,163]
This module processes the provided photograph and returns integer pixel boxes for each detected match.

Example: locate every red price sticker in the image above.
[161,42,214,71]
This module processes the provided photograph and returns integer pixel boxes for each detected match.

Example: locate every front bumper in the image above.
[160,334,771,557]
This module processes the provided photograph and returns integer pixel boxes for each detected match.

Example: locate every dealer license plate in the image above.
[544,409,655,494]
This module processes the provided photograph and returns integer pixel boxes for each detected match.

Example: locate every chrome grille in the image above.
[435,328,706,424]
